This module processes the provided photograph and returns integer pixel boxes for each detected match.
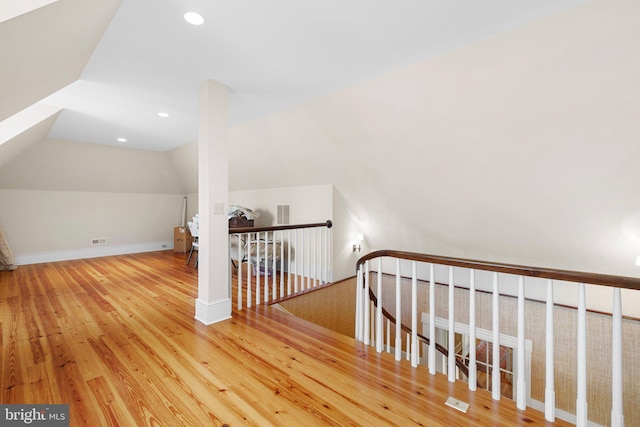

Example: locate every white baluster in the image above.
[411,261,418,368]
[428,263,436,375]
[406,332,411,361]
[279,230,284,297]
[312,227,317,287]
[237,234,243,310]
[319,228,324,285]
[263,236,269,303]
[516,276,526,410]
[247,233,252,308]
[300,228,308,291]
[448,266,455,382]
[611,287,624,427]
[492,272,501,400]
[355,264,362,340]
[302,228,311,289]
[376,258,383,353]
[545,279,555,421]
[324,226,330,283]
[287,230,292,296]
[294,229,299,293]
[395,259,402,361]
[271,231,277,298]
[469,269,477,391]
[576,283,587,426]
[255,232,261,306]
[386,317,391,353]
[325,228,333,283]
[269,232,275,300]
[363,260,370,346]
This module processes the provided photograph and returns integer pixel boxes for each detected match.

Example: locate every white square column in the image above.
[195,80,231,324]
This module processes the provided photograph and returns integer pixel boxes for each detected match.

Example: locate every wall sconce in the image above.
[353,232,364,252]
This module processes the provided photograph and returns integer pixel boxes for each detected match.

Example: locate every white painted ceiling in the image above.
[41,0,591,151]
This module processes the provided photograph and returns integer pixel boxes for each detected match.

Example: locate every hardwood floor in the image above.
[0,251,569,426]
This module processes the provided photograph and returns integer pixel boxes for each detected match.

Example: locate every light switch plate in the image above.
[445,397,469,413]
[214,203,225,215]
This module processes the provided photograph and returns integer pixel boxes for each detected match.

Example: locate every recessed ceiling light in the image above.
[184,12,204,26]
[117,137,127,142]
[158,112,169,118]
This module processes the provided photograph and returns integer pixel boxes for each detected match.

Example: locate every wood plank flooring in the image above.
[0,250,569,426]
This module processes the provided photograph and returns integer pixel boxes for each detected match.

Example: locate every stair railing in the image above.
[355,250,640,427]
[230,220,332,310]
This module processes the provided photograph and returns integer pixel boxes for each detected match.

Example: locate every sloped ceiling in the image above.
[0,105,61,169]
[39,0,591,151]
[227,0,640,277]
[0,0,121,123]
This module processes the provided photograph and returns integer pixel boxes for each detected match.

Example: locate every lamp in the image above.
[635,255,640,266]
[353,232,364,252]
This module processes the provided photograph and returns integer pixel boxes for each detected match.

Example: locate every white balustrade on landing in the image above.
[468,269,477,391]
[353,250,637,426]
[231,221,332,310]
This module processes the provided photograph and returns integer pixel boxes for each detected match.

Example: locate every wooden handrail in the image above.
[357,249,640,290]
[228,220,332,235]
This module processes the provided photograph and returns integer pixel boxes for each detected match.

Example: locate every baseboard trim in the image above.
[195,298,232,325]
[14,241,174,265]
[529,399,603,427]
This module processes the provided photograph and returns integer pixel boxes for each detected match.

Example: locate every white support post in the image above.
[395,259,402,361]
[492,272,501,400]
[376,258,383,353]
[411,261,418,368]
[516,276,526,410]
[195,80,231,325]
[576,283,587,426]
[468,269,477,391]
[611,287,624,427]
[545,279,555,421]
[447,266,455,382]
[428,263,436,375]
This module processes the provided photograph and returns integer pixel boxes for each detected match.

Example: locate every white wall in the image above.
[0,138,185,193]
[0,138,188,263]
[227,0,640,279]
[230,184,332,227]
[0,189,183,263]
